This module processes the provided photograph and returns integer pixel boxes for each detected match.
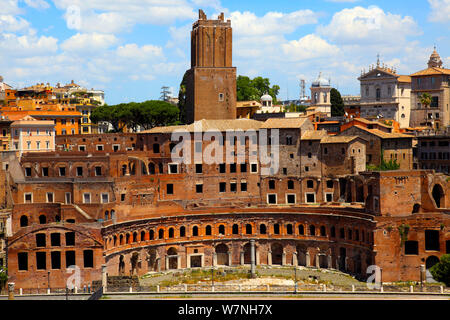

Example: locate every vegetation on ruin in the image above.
[0,267,7,287]
[236,75,280,103]
[177,71,188,124]
[285,104,308,113]
[366,150,400,171]
[430,254,450,286]
[419,93,432,108]
[90,100,180,132]
[397,224,410,245]
[330,88,345,116]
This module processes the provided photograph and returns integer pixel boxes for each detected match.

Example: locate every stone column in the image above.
[213,253,217,267]
[267,251,272,266]
[250,240,256,278]
[256,248,260,266]
[305,251,310,267]
[327,255,332,269]
[177,255,181,269]
[336,257,340,270]
[165,255,169,270]
[8,283,14,300]
[156,258,161,272]
[101,264,107,292]
[240,251,244,265]
[228,252,232,266]
[293,252,298,266]
[282,251,286,266]
[315,254,320,268]
[345,257,349,271]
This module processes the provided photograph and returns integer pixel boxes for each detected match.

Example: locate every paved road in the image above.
[101,293,450,300]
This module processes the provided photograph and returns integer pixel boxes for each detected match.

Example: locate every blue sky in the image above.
[1,0,449,104]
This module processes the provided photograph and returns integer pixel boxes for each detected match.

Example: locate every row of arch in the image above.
[105,222,373,250]
[19,214,75,227]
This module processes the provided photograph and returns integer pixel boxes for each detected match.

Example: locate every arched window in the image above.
[286,224,293,235]
[260,224,267,234]
[218,225,225,235]
[330,226,336,238]
[232,224,239,235]
[205,225,212,236]
[158,229,164,239]
[274,223,280,235]
[169,227,174,238]
[110,210,115,219]
[245,224,252,235]
[320,226,326,236]
[119,234,124,245]
[180,226,186,237]
[113,235,117,246]
[133,232,138,242]
[126,233,130,243]
[39,215,46,224]
[298,225,304,235]
[20,215,28,227]
[104,211,109,220]
[309,225,316,236]
[149,230,154,240]
[192,226,199,237]
[140,231,145,241]
[148,163,155,174]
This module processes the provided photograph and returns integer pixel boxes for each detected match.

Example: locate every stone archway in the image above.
[271,243,283,265]
[130,252,139,275]
[432,184,445,208]
[243,243,252,264]
[118,255,125,275]
[426,255,440,270]
[167,247,178,270]
[215,244,229,266]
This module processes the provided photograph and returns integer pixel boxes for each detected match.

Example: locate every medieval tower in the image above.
[185,10,237,123]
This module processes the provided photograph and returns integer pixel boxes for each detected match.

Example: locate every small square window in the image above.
[230,182,237,192]
[230,163,236,173]
[169,164,179,174]
[196,184,203,193]
[251,163,258,173]
[195,164,203,174]
[83,193,91,204]
[219,163,226,173]
[287,194,296,204]
[241,182,247,192]
[96,145,103,151]
[167,184,174,195]
[267,194,277,204]
[101,193,109,203]
[219,182,226,193]
[219,93,224,101]
[46,192,54,203]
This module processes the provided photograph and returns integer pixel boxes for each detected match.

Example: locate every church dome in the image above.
[312,72,330,87]
[260,93,273,101]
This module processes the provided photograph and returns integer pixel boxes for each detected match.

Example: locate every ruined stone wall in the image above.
[56,133,138,153]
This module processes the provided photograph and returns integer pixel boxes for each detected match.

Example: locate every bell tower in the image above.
[185,10,237,123]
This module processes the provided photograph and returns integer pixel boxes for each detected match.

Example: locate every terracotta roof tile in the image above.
[260,117,309,129]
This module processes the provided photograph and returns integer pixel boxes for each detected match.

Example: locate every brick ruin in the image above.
[1,118,449,290]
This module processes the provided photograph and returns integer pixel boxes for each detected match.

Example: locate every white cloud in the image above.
[24,0,50,9]
[428,0,450,24]
[230,10,319,37]
[282,34,340,61]
[61,33,118,53]
[0,15,30,33]
[116,43,164,60]
[317,6,421,45]
[52,0,197,33]
[0,33,58,56]
[0,0,23,15]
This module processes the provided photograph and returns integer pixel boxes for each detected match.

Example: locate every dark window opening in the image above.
[245,224,252,235]
[330,226,336,238]
[240,163,247,173]
[218,225,225,235]
[219,163,226,173]
[268,194,277,204]
[241,182,247,192]
[36,233,46,247]
[288,180,294,189]
[269,180,276,189]
[168,228,174,238]
[287,194,296,204]
[405,241,419,255]
[230,163,236,173]
[36,252,46,270]
[196,184,203,193]
[310,225,316,236]
[274,224,280,235]
[320,226,326,236]
[195,164,202,174]
[298,225,304,235]
[306,193,315,203]
[59,167,66,176]
[152,143,160,153]
[158,229,164,239]
[39,215,47,224]
[18,253,28,271]
[83,250,94,268]
[192,226,199,237]
[340,228,345,239]
[42,167,49,177]
[149,230,154,240]
[260,224,267,234]
[307,180,314,188]
[230,182,237,192]
[425,230,440,251]
[66,250,76,267]
[286,224,293,235]
[326,180,334,188]
[25,167,32,177]
[51,251,61,269]
[232,224,239,235]
[167,184,173,195]
[95,166,102,176]
[20,215,28,227]
[51,233,61,246]
[205,225,212,236]
[76,167,83,176]
[219,182,226,193]
[180,226,186,237]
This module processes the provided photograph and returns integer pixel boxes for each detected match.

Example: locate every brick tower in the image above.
[185,10,237,123]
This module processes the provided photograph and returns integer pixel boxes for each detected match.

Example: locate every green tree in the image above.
[177,71,189,124]
[419,93,432,108]
[430,254,450,286]
[330,88,345,116]
[90,100,179,132]
[236,75,280,103]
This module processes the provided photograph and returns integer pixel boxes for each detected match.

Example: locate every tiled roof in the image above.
[349,125,412,139]
[144,119,263,133]
[320,135,363,144]
[397,75,411,83]
[301,130,328,140]
[260,117,309,129]
[410,67,450,76]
